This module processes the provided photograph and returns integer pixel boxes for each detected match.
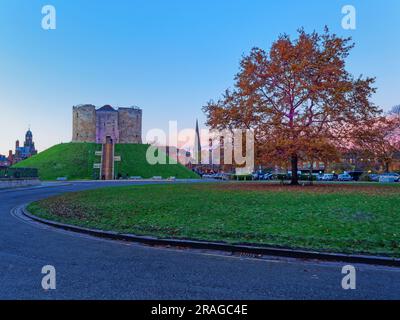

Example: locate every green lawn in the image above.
[27,182,400,257]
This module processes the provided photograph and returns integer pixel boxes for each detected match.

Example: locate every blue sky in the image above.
[0,0,399,154]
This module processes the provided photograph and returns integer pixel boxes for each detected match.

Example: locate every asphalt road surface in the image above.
[0,181,399,299]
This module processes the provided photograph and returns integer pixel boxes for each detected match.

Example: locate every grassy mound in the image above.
[114,144,198,179]
[13,143,101,180]
[28,182,400,257]
[13,142,198,180]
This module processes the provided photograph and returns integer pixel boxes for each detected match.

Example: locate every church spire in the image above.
[195,119,201,164]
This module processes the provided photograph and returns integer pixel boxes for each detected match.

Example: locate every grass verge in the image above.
[27,182,400,257]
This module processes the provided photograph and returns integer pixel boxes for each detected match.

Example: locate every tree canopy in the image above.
[203,28,382,184]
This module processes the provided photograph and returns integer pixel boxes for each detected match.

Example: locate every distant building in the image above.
[72,104,142,144]
[8,129,38,165]
[0,154,10,168]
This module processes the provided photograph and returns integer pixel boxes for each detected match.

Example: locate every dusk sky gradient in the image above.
[0,0,399,154]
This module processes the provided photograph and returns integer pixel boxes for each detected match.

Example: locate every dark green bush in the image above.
[233,174,253,181]
[299,174,317,181]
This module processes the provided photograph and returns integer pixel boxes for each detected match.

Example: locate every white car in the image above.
[379,173,400,182]
[338,173,353,181]
[321,174,335,181]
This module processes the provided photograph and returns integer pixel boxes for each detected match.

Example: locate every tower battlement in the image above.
[72,104,142,144]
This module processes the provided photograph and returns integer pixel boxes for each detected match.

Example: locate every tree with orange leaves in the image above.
[203,28,381,185]
[352,115,400,173]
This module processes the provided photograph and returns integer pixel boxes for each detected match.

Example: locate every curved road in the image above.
[0,181,399,299]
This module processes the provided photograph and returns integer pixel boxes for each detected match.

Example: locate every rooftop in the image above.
[97,105,117,112]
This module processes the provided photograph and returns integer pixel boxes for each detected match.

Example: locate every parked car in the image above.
[202,173,216,179]
[218,173,232,180]
[321,173,336,181]
[251,172,265,180]
[252,171,272,180]
[338,173,353,181]
[369,174,380,182]
[379,173,400,182]
[348,171,364,181]
[301,173,322,181]
[262,173,274,180]
[312,173,322,181]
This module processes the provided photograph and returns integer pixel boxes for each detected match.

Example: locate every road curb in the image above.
[22,206,400,267]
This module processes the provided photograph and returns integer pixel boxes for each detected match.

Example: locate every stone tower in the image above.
[118,107,142,144]
[72,104,142,144]
[72,104,96,142]
[95,105,119,144]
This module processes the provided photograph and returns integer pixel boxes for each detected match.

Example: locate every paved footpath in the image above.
[0,181,399,299]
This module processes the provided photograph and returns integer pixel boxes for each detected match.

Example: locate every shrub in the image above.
[233,174,253,181]
[299,174,317,181]
[276,174,289,181]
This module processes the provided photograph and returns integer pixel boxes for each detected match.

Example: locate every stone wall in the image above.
[96,109,119,144]
[118,108,142,144]
[72,105,96,142]
[72,105,142,144]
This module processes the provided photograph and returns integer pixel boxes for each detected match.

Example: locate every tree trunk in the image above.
[291,154,299,185]
[385,161,390,173]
